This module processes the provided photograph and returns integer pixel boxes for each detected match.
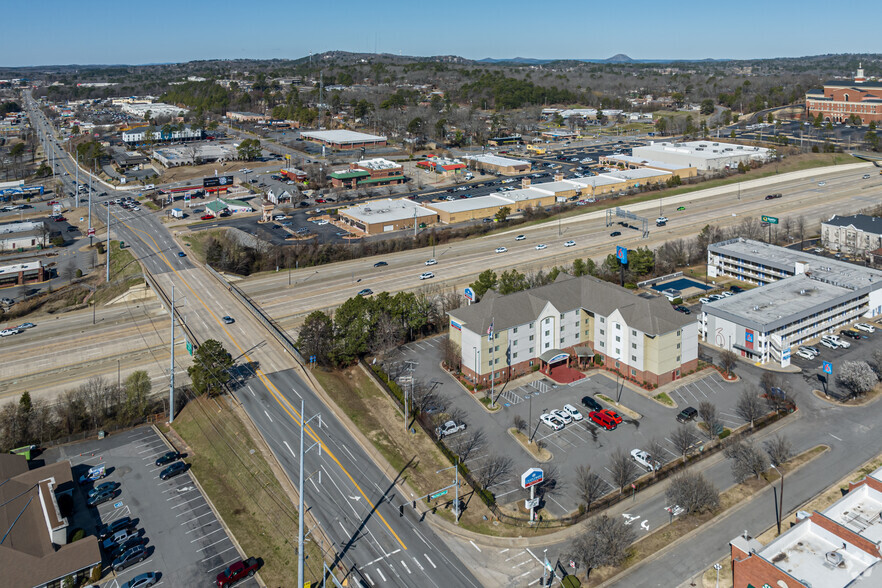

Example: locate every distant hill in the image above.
[605,54,632,63]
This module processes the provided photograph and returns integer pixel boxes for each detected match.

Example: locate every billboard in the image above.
[203,175,234,189]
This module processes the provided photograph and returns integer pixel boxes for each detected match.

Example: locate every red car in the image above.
[200,214,214,220]
[315,198,326,203]
[48,200,58,205]
[53,216,66,222]
[602,409,623,425]
[589,410,618,430]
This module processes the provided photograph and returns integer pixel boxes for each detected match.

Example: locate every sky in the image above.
[3,0,876,67]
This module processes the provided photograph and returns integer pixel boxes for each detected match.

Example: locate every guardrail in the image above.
[203,264,305,364]
[142,267,199,348]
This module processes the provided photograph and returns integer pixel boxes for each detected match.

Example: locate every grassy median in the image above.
[169,396,328,586]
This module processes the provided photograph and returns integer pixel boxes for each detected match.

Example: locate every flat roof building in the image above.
[226,111,265,122]
[601,154,698,178]
[632,141,773,171]
[448,273,697,387]
[337,198,437,235]
[464,154,531,176]
[702,238,882,366]
[152,144,237,167]
[300,129,387,150]
[121,126,202,145]
[0,259,46,287]
[330,158,405,189]
[541,130,578,141]
[416,156,467,175]
[425,194,516,224]
[0,220,48,252]
[119,102,187,119]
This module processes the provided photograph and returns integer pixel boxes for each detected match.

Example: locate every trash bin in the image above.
[98,431,106,439]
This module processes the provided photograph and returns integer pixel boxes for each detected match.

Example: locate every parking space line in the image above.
[171,496,204,509]
[201,545,236,562]
[186,521,218,534]
[176,503,210,517]
[182,511,215,524]
[191,527,225,542]
[167,487,197,500]
[208,557,243,572]
[196,537,231,552]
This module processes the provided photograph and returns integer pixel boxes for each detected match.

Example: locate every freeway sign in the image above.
[761,215,779,224]
[186,341,193,356]
[430,490,448,500]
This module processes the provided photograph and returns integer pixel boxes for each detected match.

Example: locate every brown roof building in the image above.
[0,454,101,588]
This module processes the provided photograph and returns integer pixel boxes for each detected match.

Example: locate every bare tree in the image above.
[719,349,738,377]
[575,465,608,511]
[440,336,461,372]
[837,360,879,398]
[796,215,806,250]
[698,401,722,440]
[568,515,636,581]
[609,449,639,493]
[665,472,720,515]
[723,439,769,482]
[537,463,567,500]
[670,424,697,462]
[511,414,527,434]
[764,434,793,467]
[475,454,513,490]
[449,428,486,462]
[736,389,766,428]
[760,371,782,393]
[647,437,668,470]
[411,381,447,416]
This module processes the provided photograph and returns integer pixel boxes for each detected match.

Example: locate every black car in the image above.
[373,261,388,267]
[113,536,147,559]
[154,451,181,467]
[581,395,602,411]
[841,329,862,340]
[159,461,188,480]
[676,407,698,423]
[99,517,134,539]
[674,305,691,315]
[729,285,745,293]
[88,488,118,506]
[610,231,622,237]
[113,545,147,572]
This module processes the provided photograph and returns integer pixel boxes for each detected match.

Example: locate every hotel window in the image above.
[545,342,550,349]
[632,343,637,349]
[513,327,518,334]
[560,313,565,319]
[560,337,565,344]
[677,343,681,349]
[529,347,534,354]
[599,341,605,347]
[494,345,499,352]
[677,356,680,362]
[529,322,534,329]
[585,319,590,324]
[615,323,621,330]
[600,329,605,336]
[631,355,637,362]
[632,329,637,336]
[600,317,605,323]
[529,335,534,341]
[615,336,621,343]
[631,368,636,376]
[513,352,518,359]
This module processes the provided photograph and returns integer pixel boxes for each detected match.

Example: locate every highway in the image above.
[23,95,481,587]
[239,162,880,331]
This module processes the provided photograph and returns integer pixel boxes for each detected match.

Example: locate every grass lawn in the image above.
[180,229,222,263]
[169,396,328,586]
[93,241,145,305]
[654,392,674,406]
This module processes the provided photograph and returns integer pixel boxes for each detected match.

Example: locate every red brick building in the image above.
[805,64,882,124]
[330,158,405,189]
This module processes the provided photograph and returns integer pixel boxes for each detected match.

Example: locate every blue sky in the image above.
[3,0,874,67]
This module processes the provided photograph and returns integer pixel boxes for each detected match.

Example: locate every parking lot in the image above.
[42,426,256,588]
[387,336,750,518]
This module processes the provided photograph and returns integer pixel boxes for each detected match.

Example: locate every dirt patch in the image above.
[509,429,553,461]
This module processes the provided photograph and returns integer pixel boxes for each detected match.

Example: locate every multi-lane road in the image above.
[23,95,481,588]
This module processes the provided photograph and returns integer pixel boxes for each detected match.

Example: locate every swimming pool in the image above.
[651,277,711,292]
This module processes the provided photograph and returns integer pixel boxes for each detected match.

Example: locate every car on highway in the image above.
[113,545,147,572]
[677,206,686,211]
[588,410,618,430]
[563,404,583,421]
[495,247,508,253]
[177,251,186,257]
[656,216,668,223]
[581,395,602,411]
[159,461,188,480]
[818,181,826,186]
[764,193,783,200]
[864,174,872,179]
[676,406,698,423]
[16,322,36,330]
[564,240,576,247]
[120,571,158,588]
[0,328,20,337]
[610,231,621,237]
[535,243,547,250]
[540,413,564,431]
[419,271,434,280]
[425,258,437,266]
[154,451,181,467]
[855,322,876,333]
[357,288,373,296]
[515,235,526,241]
[222,316,234,324]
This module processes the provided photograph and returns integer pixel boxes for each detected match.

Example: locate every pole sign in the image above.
[203,175,234,189]
[464,287,475,302]
[521,468,544,489]
[616,245,628,265]
[823,361,833,375]
[88,228,95,236]
[761,215,779,224]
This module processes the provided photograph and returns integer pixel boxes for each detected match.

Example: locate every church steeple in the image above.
[855,62,866,83]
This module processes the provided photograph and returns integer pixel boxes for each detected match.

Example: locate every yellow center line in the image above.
[122,221,408,550]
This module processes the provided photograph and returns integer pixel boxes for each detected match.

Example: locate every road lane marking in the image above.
[424,554,436,568]
[264,409,273,422]
[470,540,481,552]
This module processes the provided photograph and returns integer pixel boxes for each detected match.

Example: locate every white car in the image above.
[721,291,734,297]
[535,244,547,250]
[540,413,564,431]
[314,220,328,226]
[795,348,815,360]
[425,258,437,266]
[419,272,434,280]
[495,247,508,254]
[630,449,660,471]
[656,216,668,224]
[699,297,712,304]
[818,181,826,186]
[274,215,288,220]
[820,339,838,349]
[0,328,20,337]
[552,409,572,425]
[515,235,526,241]
[863,174,872,179]
[564,240,576,247]
[855,323,875,333]
[563,404,583,421]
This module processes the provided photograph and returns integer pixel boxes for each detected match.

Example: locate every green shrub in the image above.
[70,528,85,542]
[718,428,731,440]
[75,269,83,278]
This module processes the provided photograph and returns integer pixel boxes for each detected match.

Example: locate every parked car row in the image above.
[540,404,584,430]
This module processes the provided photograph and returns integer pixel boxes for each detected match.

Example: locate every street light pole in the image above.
[771,464,785,534]
[714,563,722,588]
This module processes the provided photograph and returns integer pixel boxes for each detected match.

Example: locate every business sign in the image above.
[823,361,833,375]
[464,287,475,302]
[616,245,628,265]
[203,175,234,189]
[521,468,544,489]
[761,215,779,224]
[450,320,462,331]
[525,498,540,510]
[745,331,753,343]
[548,353,569,364]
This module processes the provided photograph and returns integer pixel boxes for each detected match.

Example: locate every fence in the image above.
[636,271,683,289]
[142,267,199,346]
[364,359,792,528]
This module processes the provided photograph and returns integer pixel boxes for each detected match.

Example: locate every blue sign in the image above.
[823,361,832,375]
[745,332,754,343]
[464,287,475,302]
[616,246,628,265]
[114,501,123,509]
[450,320,462,331]
[521,468,544,489]
[309,355,316,363]
[548,353,569,364]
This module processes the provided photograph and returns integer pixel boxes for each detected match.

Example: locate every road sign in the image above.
[616,245,628,265]
[186,341,193,356]
[88,227,95,236]
[761,215,779,224]
[525,498,540,510]
[464,287,475,302]
[823,361,833,375]
[521,468,544,489]
[430,490,448,500]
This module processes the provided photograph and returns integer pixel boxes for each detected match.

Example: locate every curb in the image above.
[153,423,267,588]
[507,428,553,463]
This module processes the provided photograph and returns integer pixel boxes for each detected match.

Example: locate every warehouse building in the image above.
[702,238,882,366]
[600,154,698,178]
[805,64,882,125]
[425,195,516,224]
[299,129,387,150]
[337,198,437,235]
[448,273,698,387]
[0,221,48,251]
[631,141,773,171]
[330,158,405,189]
[152,144,237,167]
[602,168,673,189]
[464,154,531,176]
[821,214,882,257]
[730,464,882,588]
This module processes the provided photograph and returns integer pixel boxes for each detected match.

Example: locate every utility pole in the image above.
[106,203,111,282]
[169,284,176,424]
[298,400,322,588]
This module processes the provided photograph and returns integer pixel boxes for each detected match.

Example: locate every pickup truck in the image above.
[216,557,259,587]
[435,420,466,438]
